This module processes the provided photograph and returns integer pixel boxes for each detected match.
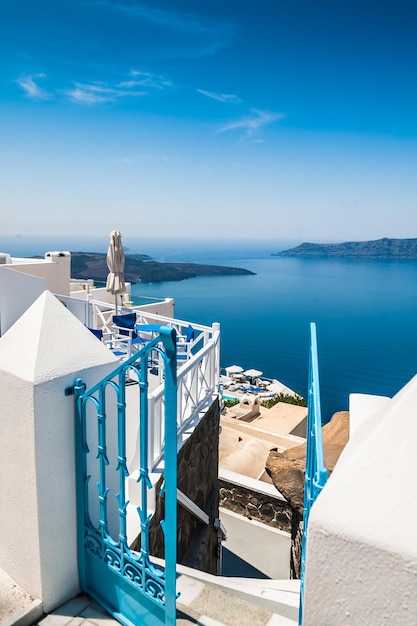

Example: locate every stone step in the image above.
[175,563,299,625]
[0,568,43,626]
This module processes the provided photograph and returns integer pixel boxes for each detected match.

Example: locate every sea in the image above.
[3,234,417,423]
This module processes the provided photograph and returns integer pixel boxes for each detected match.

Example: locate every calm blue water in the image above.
[130,244,417,422]
[2,234,417,422]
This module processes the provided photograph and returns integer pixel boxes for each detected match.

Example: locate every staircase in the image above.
[175,563,299,626]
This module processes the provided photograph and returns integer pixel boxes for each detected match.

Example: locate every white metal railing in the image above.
[89,297,115,333]
[87,299,183,336]
[148,322,220,468]
[55,293,115,330]
[58,293,186,337]
[134,310,212,344]
[55,292,221,468]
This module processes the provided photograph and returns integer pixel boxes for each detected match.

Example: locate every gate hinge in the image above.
[65,378,86,397]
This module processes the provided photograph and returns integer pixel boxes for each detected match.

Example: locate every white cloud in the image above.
[16,67,171,106]
[120,70,172,89]
[218,109,285,137]
[17,73,50,100]
[197,89,241,104]
[63,76,155,104]
[65,83,118,104]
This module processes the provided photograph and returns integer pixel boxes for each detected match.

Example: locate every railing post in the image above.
[298,322,328,626]
[190,366,199,411]
[213,323,221,389]
[87,294,92,328]
[92,300,98,328]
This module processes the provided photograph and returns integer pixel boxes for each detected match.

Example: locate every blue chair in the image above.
[177,325,195,362]
[86,325,131,360]
[112,312,137,335]
[112,313,148,352]
[88,327,103,340]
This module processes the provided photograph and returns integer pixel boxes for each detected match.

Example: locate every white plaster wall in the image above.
[0,374,40,591]
[79,286,131,305]
[9,251,71,296]
[349,392,391,437]
[70,288,174,320]
[137,299,175,318]
[220,508,290,579]
[303,373,417,625]
[0,267,45,335]
[0,291,117,611]
[54,294,90,326]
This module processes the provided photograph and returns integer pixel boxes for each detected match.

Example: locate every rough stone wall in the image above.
[219,480,292,534]
[140,398,220,574]
[290,512,303,579]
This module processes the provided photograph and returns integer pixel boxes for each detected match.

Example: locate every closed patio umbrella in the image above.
[106,230,126,313]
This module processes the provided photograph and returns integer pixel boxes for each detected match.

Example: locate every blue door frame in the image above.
[72,327,177,626]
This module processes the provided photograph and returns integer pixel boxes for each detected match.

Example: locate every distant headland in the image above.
[273,238,417,260]
[70,252,255,283]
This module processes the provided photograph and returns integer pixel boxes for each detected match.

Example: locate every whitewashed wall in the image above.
[135,298,175,318]
[71,285,131,304]
[7,251,71,295]
[220,508,290,579]
[303,375,417,625]
[70,286,175,322]
[349,392,391,436]
[0,267,45,336]
[0,291,117,612]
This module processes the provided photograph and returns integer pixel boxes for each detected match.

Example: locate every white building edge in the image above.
[0,249,415,625]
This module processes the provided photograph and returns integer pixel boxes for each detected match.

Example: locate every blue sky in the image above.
[1,0,417,242]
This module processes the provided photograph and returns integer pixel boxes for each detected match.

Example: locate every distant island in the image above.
[70,252,255,283]
[274,238,417,260]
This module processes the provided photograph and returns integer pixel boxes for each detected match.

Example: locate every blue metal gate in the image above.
[298,323,328,625]
[72,327,177,626]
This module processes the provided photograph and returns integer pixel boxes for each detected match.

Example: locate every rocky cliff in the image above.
[70,252,255,283]
[274,237,417,259]
[265,411,350,578]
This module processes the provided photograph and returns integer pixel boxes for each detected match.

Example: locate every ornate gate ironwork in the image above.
[73,327,177,626]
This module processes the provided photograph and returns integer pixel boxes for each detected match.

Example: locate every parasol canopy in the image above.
[225,365,244,375]
[243,368,263,384]
[106,230,126,311]
[243,368,263,378]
